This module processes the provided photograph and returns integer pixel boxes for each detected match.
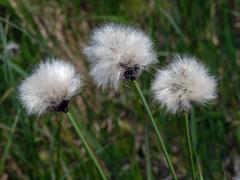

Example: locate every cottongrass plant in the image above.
[18,59,107,180]
[5,42,20,57]
[84,23,177,179]
[84,23,156,89]
[152,55,217,179]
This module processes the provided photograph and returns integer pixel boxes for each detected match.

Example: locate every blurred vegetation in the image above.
[0,0,240,179]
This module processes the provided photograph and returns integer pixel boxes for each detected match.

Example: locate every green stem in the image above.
[184,113,196,179]
[191,110,204,179]
[194,147,204,180]
[133,80,177,180]
[66,112,107,180]
[0,110,20,175]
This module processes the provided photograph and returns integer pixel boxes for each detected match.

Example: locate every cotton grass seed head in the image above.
[6,42,20,56]
[84,23,156,89]
[152,56,217,114]
[18,59,82,116]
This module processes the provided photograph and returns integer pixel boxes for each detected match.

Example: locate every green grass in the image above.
[0,0,239,179]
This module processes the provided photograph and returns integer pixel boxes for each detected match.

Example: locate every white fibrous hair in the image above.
[6,42,20,56]
[84,23,156,89]
[152,56,217,114]
[18,59,82,116]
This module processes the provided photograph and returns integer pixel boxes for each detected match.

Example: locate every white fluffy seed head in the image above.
[18,59,82,116]
[152,56,217,114]
[6,42,20,56]
[84,23,157,90]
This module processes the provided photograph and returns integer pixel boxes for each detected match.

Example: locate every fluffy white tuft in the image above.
[18,59,82,116]
[84,23,156,89]
[6,42,20,56]
[151,56,217,114]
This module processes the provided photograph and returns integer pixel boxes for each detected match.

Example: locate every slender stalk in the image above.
[145,122,152,180]
[0,110,20,175]
[194,148,204,180]
[133,80,177,180]
[66,112,107,180]
[191,110,204,179]
[184,113,196,179]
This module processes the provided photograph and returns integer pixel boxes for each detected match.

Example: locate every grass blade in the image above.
[66,112,108,180]
[145,122,153,180]
[133,80,177,180]
[0,109,21,174]
[184,113,196,179]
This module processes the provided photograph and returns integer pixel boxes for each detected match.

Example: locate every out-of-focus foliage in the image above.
[0,0,240,179]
